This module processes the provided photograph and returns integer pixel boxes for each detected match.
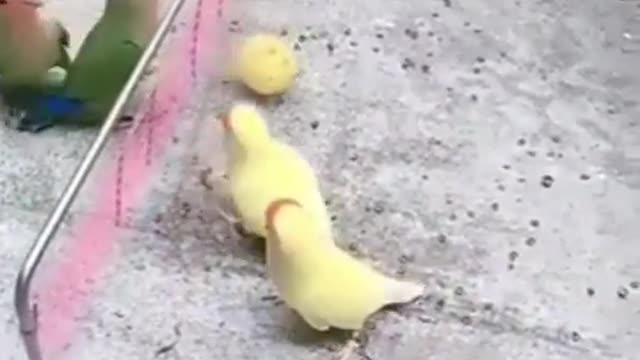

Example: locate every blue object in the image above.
[40,95,84,117]
[16,95,86,133]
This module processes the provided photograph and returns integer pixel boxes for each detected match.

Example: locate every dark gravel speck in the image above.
[326,42,335,54]
[525,237,536,246]
[586,287,595,296]
[310,121,319,130]
[405,28,419,39]
[437,233,447,244]
[491,202,499,211]
[401,58,416,70]
[571,331,581,342]
[508,250,519,261]
[580,174,591,181]
[530,219,540,227]
[630,281,640,289]
[617,286,629,299]
[541,175,554,188]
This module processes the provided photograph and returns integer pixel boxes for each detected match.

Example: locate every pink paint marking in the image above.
[32,0,227,356]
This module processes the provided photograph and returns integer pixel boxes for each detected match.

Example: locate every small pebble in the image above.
[437,233,447,244]
[508,250,519,261]
[525,237,536,246]
[454,286,465,296]
[491,202,499,211]
[310,121,319,130]
[579,174,591,181]
[401,58,416,70]
[571,331,581,342]
[405,28,419,40]
[326,42,335,54]
[630,281,640,289]
[530,219,540,227]
[586,287,595,297]
[541,175,554,188]
[517,138,526,146]
[617,286,629,299]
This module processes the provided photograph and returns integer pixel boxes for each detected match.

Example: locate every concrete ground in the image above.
[1,0,640,359]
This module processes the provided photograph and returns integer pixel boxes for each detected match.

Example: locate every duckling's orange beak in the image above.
[221,114,231,131]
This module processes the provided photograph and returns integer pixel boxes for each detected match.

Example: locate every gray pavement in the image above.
[1,0,639,359]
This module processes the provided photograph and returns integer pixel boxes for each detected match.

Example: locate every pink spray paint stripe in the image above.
[33,0,227,356]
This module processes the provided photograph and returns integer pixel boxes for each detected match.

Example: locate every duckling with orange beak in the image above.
[212,102,333,242]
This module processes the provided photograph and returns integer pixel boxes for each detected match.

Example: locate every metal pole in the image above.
[14,0,187,359]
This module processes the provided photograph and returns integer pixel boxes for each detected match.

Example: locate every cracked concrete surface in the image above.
[1,0,640,359]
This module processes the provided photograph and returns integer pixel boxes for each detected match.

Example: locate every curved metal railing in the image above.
[13,0,187,359]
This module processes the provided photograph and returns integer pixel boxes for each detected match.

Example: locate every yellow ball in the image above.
[236,33,299,96]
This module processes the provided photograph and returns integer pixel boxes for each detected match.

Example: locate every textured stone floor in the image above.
[1,0,639,359]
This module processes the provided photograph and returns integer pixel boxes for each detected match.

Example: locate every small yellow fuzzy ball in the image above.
[235,33,299,96]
